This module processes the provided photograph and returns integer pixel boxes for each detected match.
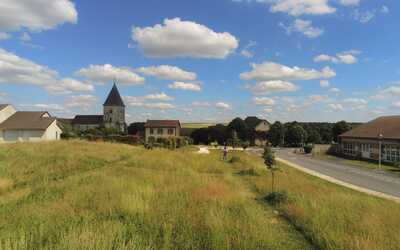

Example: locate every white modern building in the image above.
[0,104,62,143]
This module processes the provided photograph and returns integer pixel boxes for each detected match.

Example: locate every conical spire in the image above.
[103,82,125,107]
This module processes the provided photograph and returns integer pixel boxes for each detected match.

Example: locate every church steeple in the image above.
[103,82,125,107]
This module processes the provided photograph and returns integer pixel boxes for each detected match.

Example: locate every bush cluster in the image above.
[145,136,192,150]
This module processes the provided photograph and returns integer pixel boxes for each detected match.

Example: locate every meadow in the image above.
[0,141,399,249]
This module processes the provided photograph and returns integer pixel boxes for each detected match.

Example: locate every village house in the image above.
[339,116,400,163]
[244,116,270,146]
[69,83,126,132]
[144,120,181,142]
[0,104,62,143]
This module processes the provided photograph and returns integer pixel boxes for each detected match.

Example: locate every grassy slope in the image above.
[0,141,310,250]
[0,141,399,249]
[181,123,217,129]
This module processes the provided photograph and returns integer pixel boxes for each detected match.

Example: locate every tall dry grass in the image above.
[0,141,311,250]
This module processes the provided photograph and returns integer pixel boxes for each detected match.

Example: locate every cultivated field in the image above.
[0,141,399,249]
[181,123,219,129]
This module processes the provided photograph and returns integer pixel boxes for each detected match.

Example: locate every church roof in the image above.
[103,83,125,107]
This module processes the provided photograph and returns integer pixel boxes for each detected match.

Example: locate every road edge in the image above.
[277,157,400,204]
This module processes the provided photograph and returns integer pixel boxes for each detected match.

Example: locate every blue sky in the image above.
[0,0,399,123]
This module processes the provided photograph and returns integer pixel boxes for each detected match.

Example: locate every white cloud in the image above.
[240,61,336,81]
[381,5,389,14]
[45,78,94,94]
[0,48,93,94]
[352,9,375,23]
[76,64,145,85]
[0,32,11,40]
[329,87,341,93]
[65,95,98,108]
[314,51,359,64]
[328,103,344,111]
[32,103,65,112]
[320,80,330,88]
[143,92,174,101]
[168,81,202,91]
[136,65,196,81]
[131,18,239,59]
[340,0,360,6]
[0,0,77,32]
[142,103,175,110]
[280,19,324,38]
[241,40,257,58]
[253,97,275,106]
[373,85,400,99]
[392,101,400,108]
[192,101,211,107]
[308,95,328,103]
[269,0,336,16]
[248,80,299,95]
[215,102,231,109]
[343,98,367,105]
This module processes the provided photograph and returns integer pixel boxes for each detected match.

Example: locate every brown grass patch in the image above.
[192,181,235,203]
[0,178,13,195]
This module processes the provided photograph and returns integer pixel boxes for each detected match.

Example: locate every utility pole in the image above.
[378,133,383,170]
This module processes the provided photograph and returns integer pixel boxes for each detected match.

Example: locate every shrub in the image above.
[210,141,219,148]
[229,156,241,164]
[242,141,250,150]
[264,191,289,206]
[303,144,314,154]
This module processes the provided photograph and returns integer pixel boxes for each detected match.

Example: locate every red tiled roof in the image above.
[144,120,181,128]
[340,116,400,140]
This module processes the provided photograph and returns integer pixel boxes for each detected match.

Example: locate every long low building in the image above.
[339,116,400,163]
[0,104,62,143]
[144,120,181,142]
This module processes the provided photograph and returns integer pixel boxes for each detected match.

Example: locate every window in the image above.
[157,128,163,135]
[361,144,371,152]
[168,128,174,135]
[343,143,356,155]
[150,128,154,135]
[383,145,400,162]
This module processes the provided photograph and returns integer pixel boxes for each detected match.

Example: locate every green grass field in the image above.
[181,123,217,129]
[0,141,399,249]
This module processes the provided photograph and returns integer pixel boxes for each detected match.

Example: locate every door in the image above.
[361,144,371,159]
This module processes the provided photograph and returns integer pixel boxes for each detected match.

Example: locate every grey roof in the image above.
[0,104,11,111]
[0,111,56,130]
[73,115,103,125]
[340,116,400,140]
[103,83,125,107]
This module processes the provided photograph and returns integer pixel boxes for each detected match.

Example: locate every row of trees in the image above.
[190,117,356,147]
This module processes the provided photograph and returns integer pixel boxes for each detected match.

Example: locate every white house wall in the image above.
[0,121,62,143]
[0,105,16,124]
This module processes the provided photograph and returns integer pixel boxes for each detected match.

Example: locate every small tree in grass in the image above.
[263,146,278,192]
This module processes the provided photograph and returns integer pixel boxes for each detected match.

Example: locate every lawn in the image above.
[0,141,399,249]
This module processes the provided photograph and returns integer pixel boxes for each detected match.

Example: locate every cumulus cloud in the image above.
[328,103,344,111]
[329,87,341,93]
[248,80,299,95]
[343,98,368,110]
[241,41,257,58]
[320,80,330,88]
[131,18,239,59]
[31,103,66,112]
[215,102,231,109]
[372,84,400,99]
[168,81,202,91]
[0,48,93,94]
[269,0,336,16]
[0,0,77,32]
[279,19,324,38]
[76,64,145,85]
[136,65,196,81]
[65,95,98,108]
[253,97,275,106]
[240,61,336,81]
[124,93,175,110]
[143,92,174,101]
[352,9,375,23]
[192,101,211,107]
[44,78,94,94]
[314,51,359,64]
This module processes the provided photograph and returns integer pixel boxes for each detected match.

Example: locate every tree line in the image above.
[189,117,358,147]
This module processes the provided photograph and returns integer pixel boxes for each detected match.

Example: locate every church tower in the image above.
[103,83,126,132]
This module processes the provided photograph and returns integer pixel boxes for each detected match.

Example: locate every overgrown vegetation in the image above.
[0,141,399,249]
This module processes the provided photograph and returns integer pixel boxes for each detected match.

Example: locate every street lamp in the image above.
[378,133,383,170]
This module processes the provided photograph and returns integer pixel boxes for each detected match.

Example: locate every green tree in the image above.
[285,124,307,147]
[306,128,321,144]
[227,118,249,141]
[268,121,285,147]
[332,121,350,143]
[263,147,278,192]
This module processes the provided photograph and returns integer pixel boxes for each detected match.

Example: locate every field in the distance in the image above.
[0,141,399,249]
[181,123,226,129]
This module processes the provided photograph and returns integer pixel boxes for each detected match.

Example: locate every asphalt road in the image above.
[273,148,400,198]
[247,147,400,198]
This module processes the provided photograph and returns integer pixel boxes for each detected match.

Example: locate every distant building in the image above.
[70,83,126,133]
[0,104,62,143]
[339,116,400,163]
[244,116,270,146]
[144,120,181,142]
